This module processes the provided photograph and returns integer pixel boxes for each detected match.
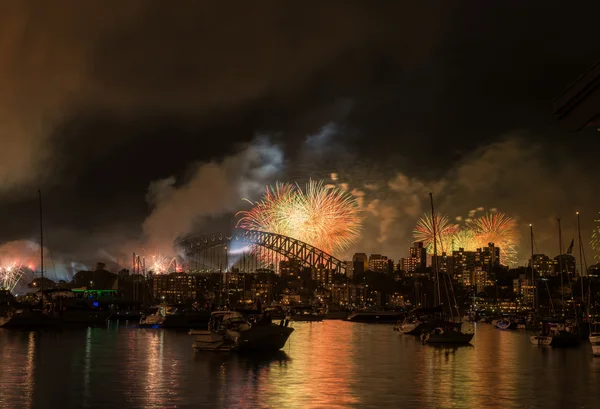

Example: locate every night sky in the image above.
[2,2,600,273]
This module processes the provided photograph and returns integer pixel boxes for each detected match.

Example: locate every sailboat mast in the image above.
[429,193,441,307]
[38,190,44,307]
[558,218,565,316]
[577,212,587,320]
[530,224,535,311]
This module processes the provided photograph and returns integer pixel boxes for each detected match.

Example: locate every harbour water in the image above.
[0,321,599,409]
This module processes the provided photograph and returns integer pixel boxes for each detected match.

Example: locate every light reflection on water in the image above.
[0,322,599,408]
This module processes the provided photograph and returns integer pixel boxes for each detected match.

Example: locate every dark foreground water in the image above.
[0,321,598,409]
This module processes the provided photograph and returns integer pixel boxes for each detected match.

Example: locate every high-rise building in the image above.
[553,254,576,275]
[344,260,355,278]
[401,242,427,273]
[153,272,198,304]
[431,252,452,274]
[452,248,476,284]
[352,253,368,275]
[312,263,332,284]
[529,254,553,276]
[279,259,302,276]
[409,242,427,269]
[369,254,389,273]
[453,244,500,287]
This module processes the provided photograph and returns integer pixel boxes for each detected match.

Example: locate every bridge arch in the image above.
[179,229,346,274]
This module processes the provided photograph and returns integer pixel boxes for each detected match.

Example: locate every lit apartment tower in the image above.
[452,248,476,285]
[279,259,302,276]
[402,241,427,274]
[410,242,427,269]
[368,254,389,273]
[431,252,452,274]
[153,272,198,304]
[529,254,553,277]
[553,254,576,276]
[352,253,369,275]
[454,244,500,288]
[344,260,355,278]
[311,263,332,284]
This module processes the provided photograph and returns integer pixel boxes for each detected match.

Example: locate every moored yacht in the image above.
[529,319,580,348]
[346,308,404,323]
[189,311,293,352]
[589,322,600,356]
[420,321,475,344]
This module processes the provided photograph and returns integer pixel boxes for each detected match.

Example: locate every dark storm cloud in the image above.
[0,1,444,194]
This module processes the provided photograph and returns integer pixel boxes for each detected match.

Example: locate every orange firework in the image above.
[237,180,362,255]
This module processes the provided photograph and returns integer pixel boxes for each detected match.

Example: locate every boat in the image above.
[324,307,349,320]
[496,317,516,330]
[420,321,475,344]
[396,306,446,335]
[139,304,211,328]
[291,310,324,322]
[0,308,61,328]
[0,191,61,329]
[529,319,580,348]
[189,311,293,352]
[590,323,600,356]
[418,193,474,345]
[346,309,404,323]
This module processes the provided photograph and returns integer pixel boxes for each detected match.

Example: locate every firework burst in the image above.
[451,229,478,251]
[591,212,600,262]
[237,180,362,255]
[413,213,460,255]
[0,262,25,292]
[467,212,519,264]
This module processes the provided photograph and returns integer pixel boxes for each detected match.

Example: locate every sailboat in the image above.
[529,218,580,347]
[0,191,60,328]
[420,193,474,345]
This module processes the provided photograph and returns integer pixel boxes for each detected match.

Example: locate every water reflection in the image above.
[0,324,599,408]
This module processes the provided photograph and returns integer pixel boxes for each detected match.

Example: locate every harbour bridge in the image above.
[178,229,347,274]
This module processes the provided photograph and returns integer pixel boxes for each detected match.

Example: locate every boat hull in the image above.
[0,311,62,329]
[530,333,580,347]
[405,320,448,335]
[346,312,404,323]
[237,325,294,351]
[529,335,552,346]
[591,334,600,356]
[325,311,349,320]
[422,331,474,344]
[191,325,294,352]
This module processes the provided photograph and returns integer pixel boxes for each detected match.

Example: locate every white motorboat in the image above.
[589,323,600,356]
[190,311,293,352]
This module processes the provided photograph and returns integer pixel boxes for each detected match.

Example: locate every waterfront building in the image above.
[553,254,576,275]
[431,252,452,274]
[328,283,366,306]
[513,274,535,304]
[401,241,427,273]
[312,263,332,284]
[279,259,302,276]
[452,248,476,284]
[352,253,368,275]
[453,244,500,288]
[529,254,553,276]
[153,272,197,304]
[368,254,389,273]
[344,260,354,278]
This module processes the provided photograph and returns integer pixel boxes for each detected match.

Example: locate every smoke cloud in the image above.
[142,137,283,250]
[338,136,597,265]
